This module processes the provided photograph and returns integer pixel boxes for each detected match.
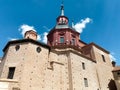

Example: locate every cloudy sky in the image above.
[0,0,120,65]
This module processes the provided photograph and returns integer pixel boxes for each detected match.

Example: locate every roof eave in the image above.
[3,39,50,52]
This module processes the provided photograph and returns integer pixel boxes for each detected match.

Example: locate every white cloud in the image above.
[41,32,48,44]
[74,18,92,33]
[43,26,50,31]
[109,52,116,61]
[41,26,50,43]
[19,24,36,37]
[37,35,41,41]
[8,37,18,41]
[18,24,41,41]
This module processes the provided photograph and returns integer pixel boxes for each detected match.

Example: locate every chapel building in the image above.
[0,4,119,90]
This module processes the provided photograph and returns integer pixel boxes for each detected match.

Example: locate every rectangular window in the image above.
[102,55,106,62]
[71,38,75,45]
[82,62,85,70]
[60,37,64,43]
[7,67,15,79]
[84,78,88,87]
[117,72,120,75]
[12,87,20,90]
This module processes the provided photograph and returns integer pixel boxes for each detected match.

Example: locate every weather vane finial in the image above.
[61,0,64,16]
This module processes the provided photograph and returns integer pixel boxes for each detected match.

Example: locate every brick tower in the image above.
[47,4,81,48]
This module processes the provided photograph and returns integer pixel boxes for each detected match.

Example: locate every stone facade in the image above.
[0,39,116,90]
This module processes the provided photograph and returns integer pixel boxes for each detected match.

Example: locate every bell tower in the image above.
[47,3,81,48]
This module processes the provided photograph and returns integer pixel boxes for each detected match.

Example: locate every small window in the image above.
[7,67,15,79]
[71,38,75,45]
[60,37,64,43]
[82,62,85,70]
[117,72,120,75]
[36,47,41,53]
[84,78,88,87]
[12,87,20,90]
[15,45,20,51]
[102,55,106,62]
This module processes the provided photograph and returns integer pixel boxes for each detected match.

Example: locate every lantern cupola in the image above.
[47,3,81,49]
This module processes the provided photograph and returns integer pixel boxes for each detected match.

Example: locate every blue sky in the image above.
[0,0,120,65]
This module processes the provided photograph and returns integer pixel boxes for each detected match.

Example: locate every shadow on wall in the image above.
[108,79,117,90]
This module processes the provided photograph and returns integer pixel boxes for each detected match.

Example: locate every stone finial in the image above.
[24,30,37,40]
[112,61,116,67]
